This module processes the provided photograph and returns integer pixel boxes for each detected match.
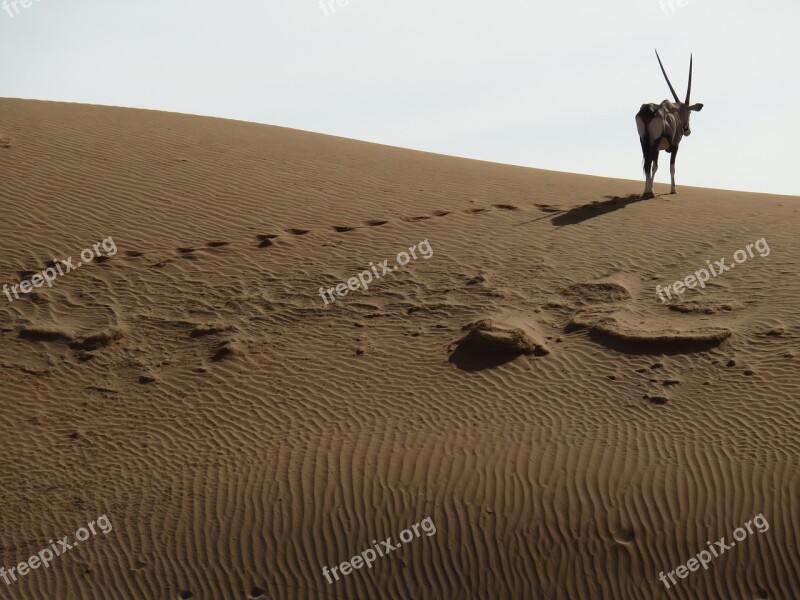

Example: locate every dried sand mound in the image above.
[570,312,731,355]
[18,325,124,350]
[449,317,549,370]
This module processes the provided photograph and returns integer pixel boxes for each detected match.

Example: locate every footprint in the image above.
[645,394,669,405]
[125,251,144,258]
[467,274,487,286]
[211,339,240,362]
[331,226,355,233]
[432,210,450,217]
[402,216,431,222]
[256,234,278,248]
[535,203,562,213]
[286,228,309,236]
[206,241,229,248]
[178,591,193,600]
[190,324,235,338]
[366,219,388,227]
[467,208,488,214]
[494,204,518,210]
[176,248,197,259]
[249,587,266,599]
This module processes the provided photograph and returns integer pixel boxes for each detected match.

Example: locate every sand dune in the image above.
[1,98,799,599]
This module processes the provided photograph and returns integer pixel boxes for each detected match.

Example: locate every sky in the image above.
[2,0,798,196]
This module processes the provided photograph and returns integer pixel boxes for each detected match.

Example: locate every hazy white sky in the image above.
[2,0,798,195]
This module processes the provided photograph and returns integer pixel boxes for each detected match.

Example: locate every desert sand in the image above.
[1,98,798,599]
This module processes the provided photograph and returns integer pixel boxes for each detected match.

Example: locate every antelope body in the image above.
[636,51,704,198]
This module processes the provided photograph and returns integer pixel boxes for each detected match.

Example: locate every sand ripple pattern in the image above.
[1,99,799,599]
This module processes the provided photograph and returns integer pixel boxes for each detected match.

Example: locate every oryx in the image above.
[636,51,704,198]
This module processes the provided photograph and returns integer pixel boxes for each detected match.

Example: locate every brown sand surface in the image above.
[1,98,799,599]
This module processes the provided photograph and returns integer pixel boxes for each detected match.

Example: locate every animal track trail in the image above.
[64,203,524,268]
[244,202,523,250]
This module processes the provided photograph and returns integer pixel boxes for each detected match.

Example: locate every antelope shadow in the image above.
[550,194,647,227]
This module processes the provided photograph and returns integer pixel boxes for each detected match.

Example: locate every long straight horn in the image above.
[655,50,679,103]
[685,53,693,104]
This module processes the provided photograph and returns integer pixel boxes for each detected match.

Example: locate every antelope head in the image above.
[655,50,704,135]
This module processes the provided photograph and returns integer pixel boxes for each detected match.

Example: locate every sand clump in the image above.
[449,317,549,370]
[568,310,731,354]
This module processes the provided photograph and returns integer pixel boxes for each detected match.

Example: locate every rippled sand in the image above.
[1,98,799,599]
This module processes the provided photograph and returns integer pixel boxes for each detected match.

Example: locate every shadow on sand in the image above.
[550,194,649,227]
